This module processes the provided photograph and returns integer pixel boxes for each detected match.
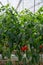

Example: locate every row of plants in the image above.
[0,4,43,65]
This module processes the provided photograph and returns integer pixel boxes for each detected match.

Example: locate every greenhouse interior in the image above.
[0,0,43,65]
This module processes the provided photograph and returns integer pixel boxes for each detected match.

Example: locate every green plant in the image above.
[6,61,13,65]
[0,4,21,58]
[0,4,43,65]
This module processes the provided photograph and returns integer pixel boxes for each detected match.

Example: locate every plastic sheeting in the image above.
[0,0,43,12]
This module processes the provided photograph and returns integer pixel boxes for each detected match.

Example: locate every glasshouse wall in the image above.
[0,4,43,65]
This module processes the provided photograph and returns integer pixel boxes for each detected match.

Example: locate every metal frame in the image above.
[16,0,43,12]
[16,0,22,9]
[29,2,43,9]
[34,0,35,13]
[0,0,43,12]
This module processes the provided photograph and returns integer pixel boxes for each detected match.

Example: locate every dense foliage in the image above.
[0,4,43,65]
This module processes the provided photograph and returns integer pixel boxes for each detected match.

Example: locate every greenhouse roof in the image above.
[0,0,43,12]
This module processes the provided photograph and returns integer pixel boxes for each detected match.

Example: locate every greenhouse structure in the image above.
[0,0,43,65]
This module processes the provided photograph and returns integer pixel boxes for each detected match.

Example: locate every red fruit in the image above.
[24,45,28,50]
[21,45,28,51]
[39,45,43,49]
[21,47,25,51]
